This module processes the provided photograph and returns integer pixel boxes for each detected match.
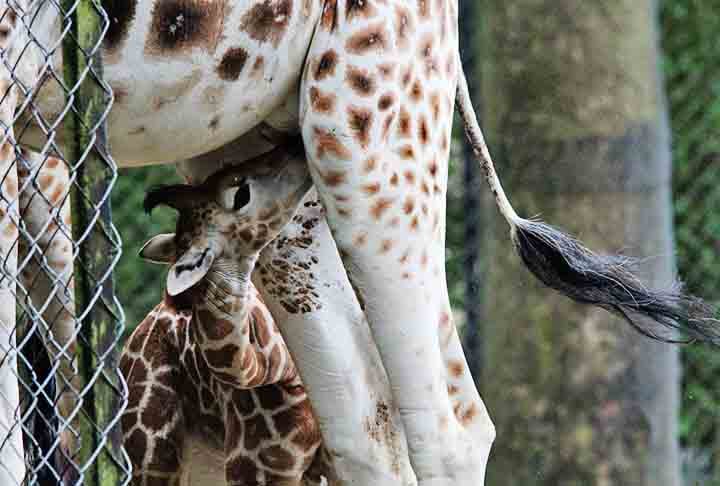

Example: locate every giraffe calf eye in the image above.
[232,184,251,210]
[220,183,252,211]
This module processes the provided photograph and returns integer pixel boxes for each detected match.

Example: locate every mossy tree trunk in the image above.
[475,0,681,484]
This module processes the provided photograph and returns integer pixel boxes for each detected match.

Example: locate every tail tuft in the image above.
[512,218,720,345]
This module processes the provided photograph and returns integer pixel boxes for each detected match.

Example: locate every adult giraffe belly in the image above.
[18,0,319,166]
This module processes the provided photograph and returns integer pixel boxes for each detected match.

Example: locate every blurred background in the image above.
[111,0,720,484]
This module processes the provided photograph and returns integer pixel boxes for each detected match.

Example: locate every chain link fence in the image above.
[0,0,129,484]
[661,1,720,482]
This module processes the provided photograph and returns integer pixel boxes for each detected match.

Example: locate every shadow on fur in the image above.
[513,219,720,345]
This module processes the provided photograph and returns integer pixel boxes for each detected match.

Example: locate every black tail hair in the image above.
[512,219,720,345]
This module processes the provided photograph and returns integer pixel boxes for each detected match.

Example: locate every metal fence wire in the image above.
[662,1,720,481]
[0,0,129,485]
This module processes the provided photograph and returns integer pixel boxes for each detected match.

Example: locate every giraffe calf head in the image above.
[139,140,312,296]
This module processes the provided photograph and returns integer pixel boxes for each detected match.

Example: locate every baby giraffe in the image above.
[120,143,329,486]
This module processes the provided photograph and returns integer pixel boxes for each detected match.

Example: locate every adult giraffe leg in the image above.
[0,4,27,481]
[17,150,80,482]
[254,190,416,486]
[299,1,493,483]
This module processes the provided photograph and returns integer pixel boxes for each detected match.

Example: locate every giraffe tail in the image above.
[455,62,720,346]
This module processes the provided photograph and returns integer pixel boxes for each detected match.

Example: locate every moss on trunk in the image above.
[61,1,127,484]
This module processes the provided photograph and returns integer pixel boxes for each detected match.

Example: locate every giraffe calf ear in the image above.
[139,233,176,264]
[166,247,215,296]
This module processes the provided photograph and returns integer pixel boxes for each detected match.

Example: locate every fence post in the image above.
[60,0,128,484]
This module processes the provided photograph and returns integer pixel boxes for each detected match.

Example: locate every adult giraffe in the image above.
[1,1,718,485]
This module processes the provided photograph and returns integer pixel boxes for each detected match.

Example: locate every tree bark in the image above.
[476,0,681,484]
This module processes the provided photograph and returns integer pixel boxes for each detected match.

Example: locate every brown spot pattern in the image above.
[346,23,388,54]
[240,0,293,47]
[347,106,373,148]
[314,50,338,80]
[217,47,248,81]
[309,87,336,113]
[146,0,224,56]
[346,66,376,96]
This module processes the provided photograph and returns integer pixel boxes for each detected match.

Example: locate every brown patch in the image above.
[227,456,258,480]
[346,0,376,21]
[256,386,286,409]
[216,47,248,81]
[102,0,137,52]
[370,197,393,220]
[397,145,414,160]
[363,155,378,173]
[418,0,429,17]
[251,56,265,77]
[430,92,442,121]
[252,313,271,347]
[240,0,293,47]
[320,0,338,31]
[353,232,368,246]
[428,160,438,177]
[309,86,336,113]
[418,116,429,145]
[244,413,273,450]
[259,445,296,470]
[378,93,394,111]
[140,386,176,430]
[410,79,423,102]
[347,106,373,148]
[447,359,464,378]
[389,172,399,186]
[362,182,381,195]
[145,0,224,56]
[204,317,233,340]
[380,239,393,253]
[409,215,419,231]
[314,50,338,80]
[204,343,241,369]
[321,169,346,187]
[403,197,415,214]
[346,66,376,96]
[346,23,389,54]
[458,403,479,426]
[394,6,413,48]
[398,107,411,137]
[421,180,430,195]
[208,115,220,130]
[313,127,352,160]
[448,384,459,395]
[287,400,321,448]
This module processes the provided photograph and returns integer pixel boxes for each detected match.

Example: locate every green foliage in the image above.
[661,0,720,476]
[112,165,179,336]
